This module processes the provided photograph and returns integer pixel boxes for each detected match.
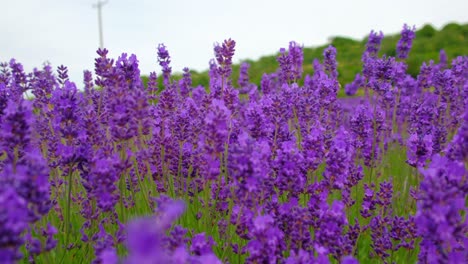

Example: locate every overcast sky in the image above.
[1,0,467,84]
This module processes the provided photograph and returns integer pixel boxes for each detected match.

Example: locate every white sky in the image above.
[1,0,467,84]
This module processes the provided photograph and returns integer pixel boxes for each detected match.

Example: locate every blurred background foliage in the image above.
[142,23,468,92]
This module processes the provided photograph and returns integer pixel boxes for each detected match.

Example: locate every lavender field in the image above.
[0,24,467,264]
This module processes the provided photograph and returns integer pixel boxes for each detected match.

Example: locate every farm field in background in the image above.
[0,24,467,264]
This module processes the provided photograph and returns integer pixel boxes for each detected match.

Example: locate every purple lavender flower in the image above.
[116,53,143,89]
[345,73,364,96]
[238,62,250,88]
[4,59,29,101]
[98,248,118,264]
[93,224,115,264]
[145,75,159,95]
[89,151,122,212]
[434,69,456,104]
[277,48,293,84]
[288,41,304,81]
[273,140,306,196]
[0,188,29,262]
[275,198,313,252]
[57,65,69,85]
[214,38,236,85]
[230,205,255,240]
[0,99,51,219]
[406,133,433,167]
[178,67,192,97]
[323,45,338,79]
[369,215,392,260]
[360,184,377,218]
[341,256,359,264]
[157,43,172,87]
[43,223,58,252]
[397,24,416,59]
[244,101,274,140]
[190,233,216,256]
[0,99,33,162]
[450,56,468,87]
[83,70,94,94]
[94,48,115,87]
[105,81,144,142]
[125,199,184,263]
[364,30,384,58]
[167,226,188,251]
[323,127,354,190]
[302,126,325,172]
[315,68,339,108]
[245,214,285,264]
[197,99,231,180]
[260,73,279,95]
[417,60,436,90]
[445,106,468,162]
[416,155,468,262]
[389,216,416,251]
[228,132,271,204]
[315,200,349,260]
[277,42,304,83]
[375,181,393,210]
[349,103,373,166]
[438,49,448,69]
[51,81,87,167]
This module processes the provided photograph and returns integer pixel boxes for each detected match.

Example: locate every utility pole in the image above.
[93,0,108,48]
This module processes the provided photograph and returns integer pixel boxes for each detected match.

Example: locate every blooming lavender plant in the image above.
[396,24,416,60]
[0,23,465,264]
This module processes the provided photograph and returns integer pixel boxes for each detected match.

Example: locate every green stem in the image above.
[65,168,74,247]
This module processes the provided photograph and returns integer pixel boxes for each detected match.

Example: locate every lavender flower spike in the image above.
[397,24,416,59]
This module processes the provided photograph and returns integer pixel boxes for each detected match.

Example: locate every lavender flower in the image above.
[397,24,416,59]
[0,98,53,261]
[438,49,448,69]
[198,99,231,180]
[190,233,216,256]
[238,62,250,88]
[228,132,271,205]
[277,48,293,84]
[315,200,349,260]
[277,41,303,83]
[323,127,354,190]
[89,151,122,212]
[273,140,306,196]
[417,61,436,90]
[345,73,364,96]
[288,41,304,81]
[406,133,433,167]
[0,188,29,261]
[323,45,338,79]
[116,53,143,89]
[445,106,468,162]
[369,215,392,260]
[157,44,172,87]
[0,99,33,162]
[51,81,87,167]
[214,38,236,84]
[349,103,373,166]
[125,198,185,264]
[245,214,285,264]
[416,155,468,262]
[364,30,384,58]
[360,184,377,218]
[179,67,192,97]
[302,126,325,172]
